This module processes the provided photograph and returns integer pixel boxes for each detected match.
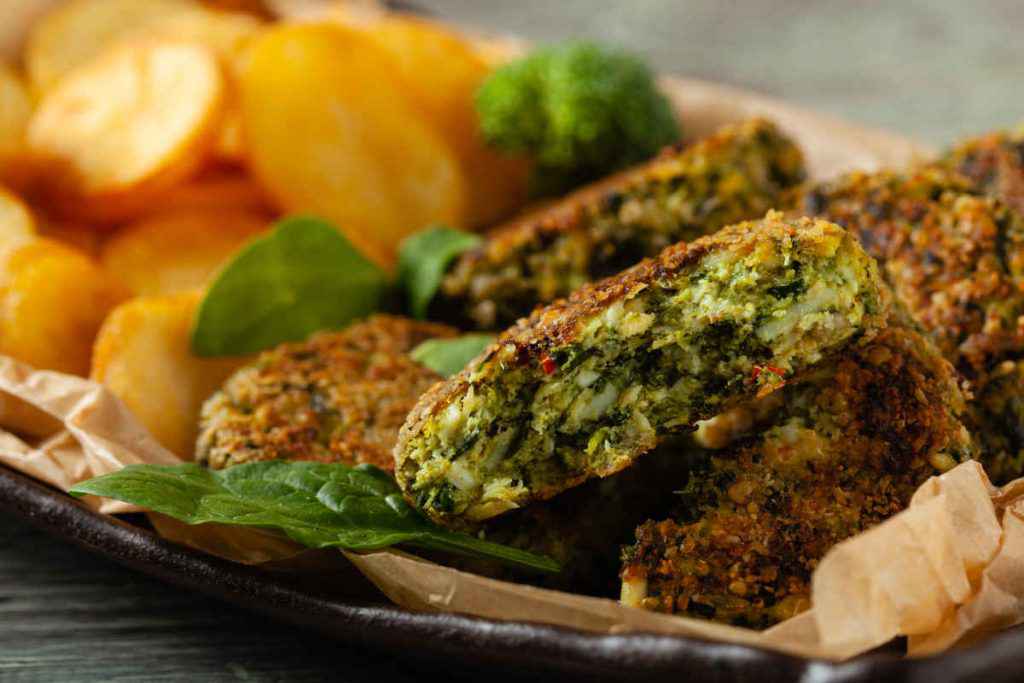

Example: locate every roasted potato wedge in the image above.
[138,5,261,60]
[0,238,127,375]
[91,291,248,457]
[240,22,466,268]
[0,63,32,185]
[358,16,530,227]
[35,217,100,257]
[101,208,268,295]
[145,169,273,215]
[215,112,246,161]
[0,185,36,244]
[27,40,225,224]
[24,0,197,94]
[133,6,264,164]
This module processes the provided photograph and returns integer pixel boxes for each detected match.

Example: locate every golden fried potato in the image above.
[240,22,466,269]
[0,63,32,185]
[215,112,246,161]
[0,186,36,244]
[101,208,268,295]
[24,0,197,94]
[140,5,262,59]
[91,291,248,457]
[146,169,273,215]
[355,16,529,228]
[134,6,264,164]
[35,218,100,257]
[200,0,272,15]
[27,40,225,224]
[0,238,127,375]
[27,0,262,166]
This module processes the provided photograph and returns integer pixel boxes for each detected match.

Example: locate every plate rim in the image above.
[4,462,1023,681]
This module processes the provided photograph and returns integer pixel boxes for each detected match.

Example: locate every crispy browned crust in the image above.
[402,215,828,454]
[197,315,455,471]
[794,167,1024,481]
[939,126,1024,216]
[621,321,974,627]
[439,118,806,328]
[447,437,703,596]
[397,213,889,524]
[795,168,1024,372]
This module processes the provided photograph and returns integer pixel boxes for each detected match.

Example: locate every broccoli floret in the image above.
[475,41,681,197]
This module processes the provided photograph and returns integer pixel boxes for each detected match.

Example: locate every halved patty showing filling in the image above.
[396,214,890,524]
[197,315,455,471]
[197,313,690,594]
[794,168,1024,481]
[460,436,702,596]
[620,320,976,628]
[439,118,806,329]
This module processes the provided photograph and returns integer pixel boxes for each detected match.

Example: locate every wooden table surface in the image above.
[3,1,1024,680]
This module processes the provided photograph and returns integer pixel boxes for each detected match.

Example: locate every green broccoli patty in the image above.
[396,214,890,524]
[793,167,1024,482]
[621,320,976,628]
[455,436,702,596]
[196,314,694,594]
[439,118,806,329]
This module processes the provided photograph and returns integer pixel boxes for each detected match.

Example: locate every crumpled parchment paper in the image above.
[2,354,1024,660]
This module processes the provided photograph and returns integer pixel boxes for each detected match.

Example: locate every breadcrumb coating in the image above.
[939,125,1024,216]
[621,321,975,627]
[795,168,1024,481]
[439,118,805,329]
[398,214,888,524]
[197,315,455,471]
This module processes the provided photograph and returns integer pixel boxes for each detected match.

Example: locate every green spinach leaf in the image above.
[411,334,494,377]
[191,216,387,356]
[70,461,558,573]
[397,226,480,319]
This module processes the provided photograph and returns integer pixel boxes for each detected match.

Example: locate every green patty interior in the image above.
[441,120,805,329]
[404,225,883,522]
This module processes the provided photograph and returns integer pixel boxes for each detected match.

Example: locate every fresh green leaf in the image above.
[411,334,494,377]
[70,461,558,573]
[397,226,480,319]
[191,216,387,356]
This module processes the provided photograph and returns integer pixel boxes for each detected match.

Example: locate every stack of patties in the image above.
[196,120,814,595]
[792,128,1024,484]
[394,210,978,627]
[198,123,1024,628]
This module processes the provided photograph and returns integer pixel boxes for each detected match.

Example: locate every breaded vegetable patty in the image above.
[197,312,687,594]
[462,437,701,595]
[795,169,1024,481]
[939,125,1024,215]
[197,315,455,470]
[621,321,975,627]
[439,118,805,329]
[396,214,889,524]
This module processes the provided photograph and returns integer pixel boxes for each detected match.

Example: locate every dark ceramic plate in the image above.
[2,463,1022,682]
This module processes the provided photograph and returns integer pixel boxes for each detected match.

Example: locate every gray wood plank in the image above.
[0,516,423,682]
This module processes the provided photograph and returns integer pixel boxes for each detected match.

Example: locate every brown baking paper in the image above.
[4,350,1024,661]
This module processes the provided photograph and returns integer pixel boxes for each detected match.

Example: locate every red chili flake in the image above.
[540,353,558,375]
[752,364,786,380]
